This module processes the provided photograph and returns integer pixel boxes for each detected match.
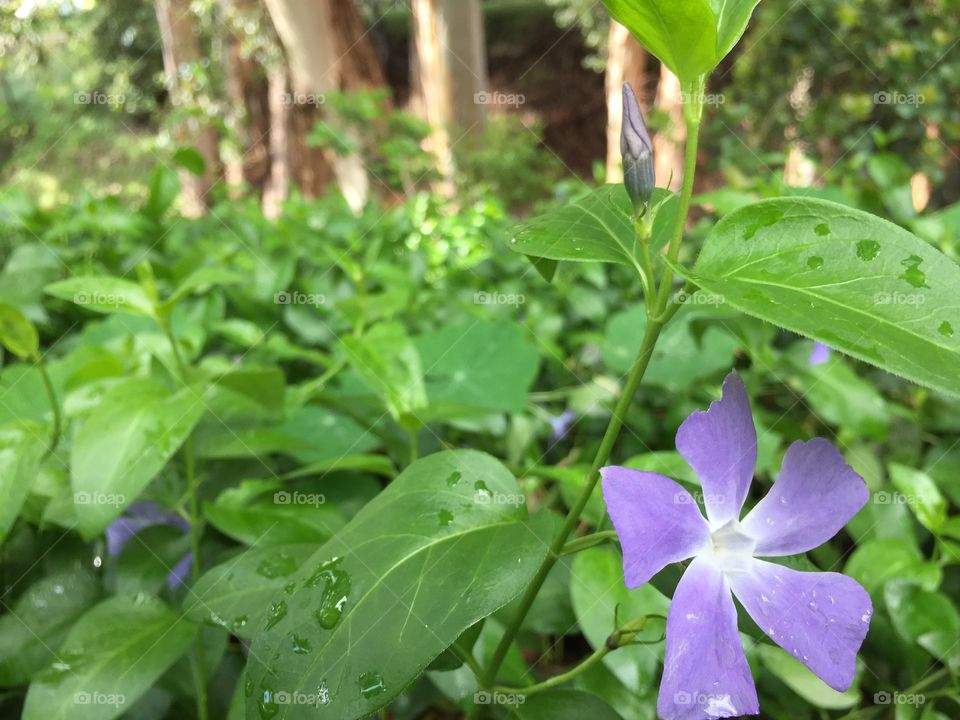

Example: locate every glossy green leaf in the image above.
[0,423,47,544]
[45,276,156,317]
[172,146,206,175]
[22,594,197,720]
[888,463,947,533]
[185,544,316,639]
[114,525,191,596]
[685,198,960,397]
[795,355,889,439]
[0,568,101,686]
[757,645,860,709]
[415,320,540,416]
[142,164,179,221]
[507,689,624,719]
[163,267,242,308]
[845,539,940,595]
[570,548,668,692]
[245,450,551,720]
[71,378,206,538]
[0,302,39,358]
[885,581,960,672]
[603,0,761,83]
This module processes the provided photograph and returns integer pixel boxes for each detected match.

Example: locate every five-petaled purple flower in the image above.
[809,341,831,366]
[602,372,872,720]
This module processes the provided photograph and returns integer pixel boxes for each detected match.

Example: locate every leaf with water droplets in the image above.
[245,450,552,720]
[684,197,960,397]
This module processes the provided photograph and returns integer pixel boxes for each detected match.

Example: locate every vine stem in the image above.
[37,360,62,460]
[161,318,208,720]
[481,86,705,687]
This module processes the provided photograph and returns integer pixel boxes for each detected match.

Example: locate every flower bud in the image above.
[620,81,655,215]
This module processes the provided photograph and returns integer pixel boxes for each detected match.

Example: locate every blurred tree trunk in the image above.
[262,0,385,211]
[653,63,685,192]
[605,21,647,184]
[154,0,221,215]
[409,0,488,193]
[262,65,290,218]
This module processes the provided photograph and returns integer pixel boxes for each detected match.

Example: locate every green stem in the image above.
[482,85,705,687]
[408,426,419,464]
[37,360,61,460]
[160,318,208,720]
[494,643,611,697]
[560,530,619,556]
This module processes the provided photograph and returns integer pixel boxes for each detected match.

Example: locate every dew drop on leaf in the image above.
[256,551,299,579]
[308,556,351,629]
[258,688,280,719]
[265,600,287,630]
[358,671,386,699]
[289,632,312,654]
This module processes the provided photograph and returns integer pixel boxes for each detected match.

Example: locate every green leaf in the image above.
[757,645,860,709]
[204,479,346,546]
[342,321,427,425]
[685,198,960,397]
[603,0,761,84]
[570,548,668,692]
[114,525,191,596]
[185,544,316,639]
[172,147,206,175]
[885,581,960,672]
[0,423,47,544]
[887,463,947,533]
[143,164,179,221]
[415,320,540,417]
[245,450,551,720]
[0,302,39,358]
[163,267,242,308]
[45,276,156,318]
[845,539,940,595]
[507,689,624,719]
[71,378,206,538]
[794,355,889,439]
[22,594,197,720]
[0,568,101,686]
[511,185,645,276]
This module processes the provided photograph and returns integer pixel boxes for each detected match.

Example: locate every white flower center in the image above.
[702,519,756,574]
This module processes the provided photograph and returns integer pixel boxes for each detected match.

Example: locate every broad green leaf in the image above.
[845,539,940,595]
[603,1,761,84]
[246,450,551,720]
[507,689,624,719]
[204,479,346,546]
[570,548,668,692]
[0,302,39,358]
[415,320,539,416]
[114,525,191,595]
[888,463,947,533]
[71,378,206,538]
[685,198,960,397]
[22,594,197,720]
[602,304,738,390]
[45,276,156,318]
[172,146,206,175]
[0,423,47,544]
[185,544,316,639]
[794,355,889,439]
[885,581,960,672]
[342,321,427,426]
[163,267,242,308]
[511,185,644,275]
[142,164,179,221]
[0,568,101,686]
[757,645,860,709]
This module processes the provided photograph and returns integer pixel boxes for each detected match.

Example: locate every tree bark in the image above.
[409,0,488,193]
[262,65,290,218]
[605,21,647,184]
[652,63,685,192]
[154,0,221,215]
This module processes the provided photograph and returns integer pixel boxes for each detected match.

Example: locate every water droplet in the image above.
[258,688,280,719]
[307,557,352,629]
[445,470,462,487]
[290,633,312,654]
[814,223,830,236]
[265,600,287,630]
[232,615,248,631]
[807,256,824,270]
[244,676,254,697]
[257,551,299,579]
[317,680,331,705]
[900,255,929,288]
[358,671,386,699]
[856,239,880,261]
[284,582,296,595]
[438,509,454,527]
[939,321,954,337]
[207,611,228,628]
[474,480,492,500]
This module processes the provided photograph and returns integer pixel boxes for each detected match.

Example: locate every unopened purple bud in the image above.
[621,82,655,215]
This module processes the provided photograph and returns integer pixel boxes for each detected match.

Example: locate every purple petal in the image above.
[809,342,831,366]
[676,372,757,525]
[601,467,710,588]
[105,501,190,557]
[742,439,868,556]
[658,556,758,720]
[728,559,871,691]
[167,552,193,590]
[549,409,576,441]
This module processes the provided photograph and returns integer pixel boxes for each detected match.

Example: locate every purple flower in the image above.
[601,372,871,720]
[809,341,831,366]
[621,81,655,215]
[549,409,576,441]
[105,501,192,589]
